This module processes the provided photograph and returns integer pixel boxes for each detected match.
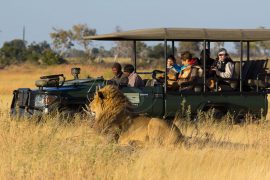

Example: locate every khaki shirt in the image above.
[110,71,128,85]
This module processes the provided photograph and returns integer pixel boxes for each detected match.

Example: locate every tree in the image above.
[257,27,270,56]
[259,41,270,56]
[71,24,96,60]
[212,42,224,54]
[41,49,64,65]
[91,47,99,60]
[27,41,51,63]
[148,43,175,59]
[50,28,73,55]
[234,42,261,57]
[0,39,65,66]
[178,42,200,55]
[0,39,27,65]
[136,41,148,60]
[50,24,96,61]
[112,26,133,61]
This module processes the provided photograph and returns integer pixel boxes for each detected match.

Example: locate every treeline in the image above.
[0,40,65,66]
[1,25,270,66]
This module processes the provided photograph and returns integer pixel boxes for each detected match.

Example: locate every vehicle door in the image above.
[121,86,164,117]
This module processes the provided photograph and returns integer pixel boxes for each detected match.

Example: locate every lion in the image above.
[89,85,183,146]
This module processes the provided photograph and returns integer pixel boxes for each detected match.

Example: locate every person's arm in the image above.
[119,76,129,85]
[216,62,234,78]
[128,75,135,87]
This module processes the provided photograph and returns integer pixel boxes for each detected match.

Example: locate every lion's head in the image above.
[90,85,134,133]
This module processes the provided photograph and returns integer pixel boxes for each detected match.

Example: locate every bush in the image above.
[0,40,66,66]
[0,39,27,65]
[41,49,65,65]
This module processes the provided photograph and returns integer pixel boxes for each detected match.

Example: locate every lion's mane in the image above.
[90,85,134,133]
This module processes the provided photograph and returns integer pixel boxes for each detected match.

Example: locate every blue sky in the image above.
[1,0,270,47]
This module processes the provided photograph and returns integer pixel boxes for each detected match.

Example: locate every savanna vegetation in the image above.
[1,64,270,179]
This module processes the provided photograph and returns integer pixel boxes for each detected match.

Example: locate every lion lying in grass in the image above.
[90,85,183,146]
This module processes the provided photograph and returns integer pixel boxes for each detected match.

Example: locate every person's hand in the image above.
[211,67,217,71]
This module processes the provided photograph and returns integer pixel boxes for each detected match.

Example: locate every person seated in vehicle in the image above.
[146,55,181,87]
[188,57,199,66]
[167,55,182,73]
[168,51,198,91]
[177,51,197,87]
[167,55,198,73]
[209,48,235,91]
[166,55,182,82]
[198,49,215,75]
[123,64,144,87]
[110,62,129,85]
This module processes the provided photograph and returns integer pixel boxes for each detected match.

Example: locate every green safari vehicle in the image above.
[11,28,270,120]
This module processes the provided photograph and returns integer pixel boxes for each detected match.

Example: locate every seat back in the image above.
[242,60,254,81]
[247,60,267,80]
[233,61,240,79]
[191,66,204,92]
[143,79,149,86]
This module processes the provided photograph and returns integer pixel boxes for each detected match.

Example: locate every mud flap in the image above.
[10,90,18,117]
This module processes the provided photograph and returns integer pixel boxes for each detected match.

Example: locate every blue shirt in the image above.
[172,64,187,73]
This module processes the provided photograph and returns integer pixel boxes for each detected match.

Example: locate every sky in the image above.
[1,0,270,48]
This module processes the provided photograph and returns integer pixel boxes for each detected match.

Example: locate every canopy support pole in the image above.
[240,41,243,92]
[247,41,250,61]
[172,41,175,56]
[164,39,168,118]
[133,41,137,72]
[203,40,207,93]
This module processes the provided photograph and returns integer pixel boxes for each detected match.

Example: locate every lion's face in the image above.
[90,85,133,121]
[90,90,105,119]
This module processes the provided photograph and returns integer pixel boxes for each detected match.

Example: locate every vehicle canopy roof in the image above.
[84,28,270,42]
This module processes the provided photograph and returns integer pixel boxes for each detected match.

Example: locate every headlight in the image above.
[34,94,58,108]
[35,94,46,108]
[44,95,58,106]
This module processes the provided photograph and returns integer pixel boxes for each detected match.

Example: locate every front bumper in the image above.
[10,88,58,118]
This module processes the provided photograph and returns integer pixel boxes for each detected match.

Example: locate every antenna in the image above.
[23,25,25,43]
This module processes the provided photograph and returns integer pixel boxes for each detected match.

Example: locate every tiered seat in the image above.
[246,59,269,91]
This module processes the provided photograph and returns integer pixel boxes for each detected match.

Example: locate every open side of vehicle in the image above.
[84,28,270,119]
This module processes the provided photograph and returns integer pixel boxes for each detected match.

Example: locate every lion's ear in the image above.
[98,91,105,99]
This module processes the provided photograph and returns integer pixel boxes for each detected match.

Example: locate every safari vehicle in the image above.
[11,28,270,120]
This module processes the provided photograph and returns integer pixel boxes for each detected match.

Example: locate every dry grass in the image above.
[1,64,270,179]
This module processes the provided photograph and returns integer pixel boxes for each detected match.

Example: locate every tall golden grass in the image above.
[1,64,270,179]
